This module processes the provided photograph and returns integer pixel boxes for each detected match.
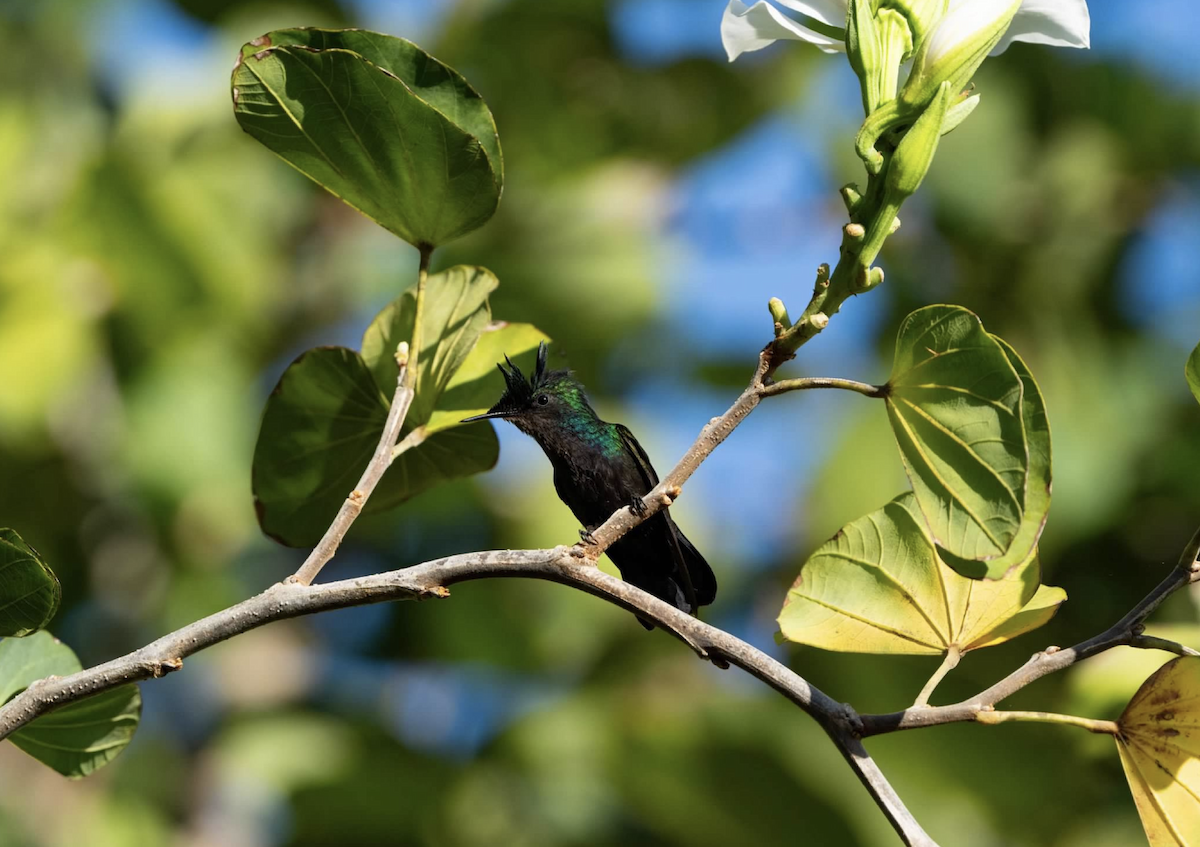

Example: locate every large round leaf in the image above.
[778,493,1064,655]
[0,529,60,637]
[252,346,391,546]
[885,305,1028,565]
[1117,656,1200,845]
[0,632,141,778]
[938,335,1051,579]
[232,28,502,248]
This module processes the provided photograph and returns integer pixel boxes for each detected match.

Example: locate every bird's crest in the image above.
[495,340,550,406]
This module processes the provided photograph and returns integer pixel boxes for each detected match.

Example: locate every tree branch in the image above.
[0,546,939,847]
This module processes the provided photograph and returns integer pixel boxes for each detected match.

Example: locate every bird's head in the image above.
[461,342,590,437]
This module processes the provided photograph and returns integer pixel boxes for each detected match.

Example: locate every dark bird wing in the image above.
[614,424,717,613]
[614,423,659,489]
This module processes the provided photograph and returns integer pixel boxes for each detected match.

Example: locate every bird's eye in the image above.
[536,394,549,406]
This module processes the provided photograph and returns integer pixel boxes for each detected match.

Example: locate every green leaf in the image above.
[425,322,549,433]
[0,529,60,637]
[361,265,499,423]
[0,632,140,778]
[252,346,390,546]
[885,305,1028,565]
[232,28,502,248]
[778,493,1064,655]
[938,335,1051,579]
[0,631,76,703]
[1187,341,1200,406]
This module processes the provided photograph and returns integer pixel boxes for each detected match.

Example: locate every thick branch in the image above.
[0,546,937,847]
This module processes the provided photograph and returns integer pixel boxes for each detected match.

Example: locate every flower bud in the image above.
[841,183,863,214]
[900,0,1021,111]
[887,80,953,198]
[846,0,883,112]
[768,297,792,332]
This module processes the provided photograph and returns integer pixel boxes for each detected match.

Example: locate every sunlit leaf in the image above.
[361,265,499,422]
[938,335,1050,579]
[1116,656,1200,845]
[425,322,548,433]
[0,529,60,637]
[885,305,1028,567]
[778,493,1064,655]
[0,632,140,778]
[232,28,502,248]
[1187,341,1200,407]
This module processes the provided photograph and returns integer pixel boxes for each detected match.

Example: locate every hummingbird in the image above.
[462,342,717,628]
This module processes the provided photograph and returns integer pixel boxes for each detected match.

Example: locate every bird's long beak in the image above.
[460,408,513,423]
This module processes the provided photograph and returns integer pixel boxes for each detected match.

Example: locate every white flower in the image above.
[721,0,1089,63]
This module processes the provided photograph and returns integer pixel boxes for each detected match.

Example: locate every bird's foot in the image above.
[578,528,598,546]
[629,497,649,518]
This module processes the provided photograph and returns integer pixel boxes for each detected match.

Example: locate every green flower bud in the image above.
[847,0,883,112]
[768,297,792,333]
[887,80,953,198]
[841,183,863,214]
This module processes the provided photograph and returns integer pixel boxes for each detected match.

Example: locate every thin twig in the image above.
[974,710,1119,736]
[584,352,770,556]
[406,245,432,394]
[760,377,888,399]
[1129,634,1200,657]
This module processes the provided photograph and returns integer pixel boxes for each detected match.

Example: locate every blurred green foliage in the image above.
[1,0,1199,845]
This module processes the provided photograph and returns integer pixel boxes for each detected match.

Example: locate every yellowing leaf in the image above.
[886,306,1028,567]
[778,493,1064,655]
[1117,656,1200,846]
[938,335,1051,580]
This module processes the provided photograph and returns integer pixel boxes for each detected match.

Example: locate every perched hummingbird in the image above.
[463,343,717,628]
